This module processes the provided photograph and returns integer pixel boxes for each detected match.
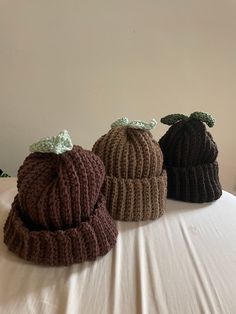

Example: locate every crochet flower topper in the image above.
[29,130,73,154]
[160,112,215,128]
[111,117,157,131]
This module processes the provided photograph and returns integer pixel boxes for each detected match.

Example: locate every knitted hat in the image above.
[159,112,222,203]
[92,118,167,221]
[4,131,118,266]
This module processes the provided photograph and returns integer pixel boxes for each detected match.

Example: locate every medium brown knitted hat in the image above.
[159,112,222,203]
[4,131,118,266]
[92,118,167,221]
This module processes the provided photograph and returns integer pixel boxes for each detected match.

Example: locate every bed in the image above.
[0,178,236,314]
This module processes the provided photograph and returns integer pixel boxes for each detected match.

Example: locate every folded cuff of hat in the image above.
[165,161,222,202]
[3,195,118,266]
[102,170,167,221]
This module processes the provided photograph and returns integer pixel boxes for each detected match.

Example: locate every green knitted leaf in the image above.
[111,117,157,131]
[190,112,215,127]
[0,170,10,177]
[160,114,189,125]
[111,117,129,129]
[29,130,73,154]
[160,112,215,127]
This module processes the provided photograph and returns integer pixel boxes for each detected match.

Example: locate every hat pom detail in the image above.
[111,117,157,130]
[160,114,189,125]
[190,112,215,127]
[161,112,215,128]
[29,130,73,154]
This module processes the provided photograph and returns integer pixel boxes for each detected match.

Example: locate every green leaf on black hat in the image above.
[160,114,189,125]
[190,112,215,127]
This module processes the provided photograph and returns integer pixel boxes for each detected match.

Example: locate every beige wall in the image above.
[0,0,236,192]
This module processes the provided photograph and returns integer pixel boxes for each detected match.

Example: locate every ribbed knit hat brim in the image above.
[165,161,222,202]
[102,170,167,221]
[4,194,118,266]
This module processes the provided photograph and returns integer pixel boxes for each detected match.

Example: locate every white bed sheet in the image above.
[0,178,236,314]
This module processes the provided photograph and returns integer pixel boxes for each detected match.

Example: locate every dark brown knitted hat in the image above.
[92,118,167,221]
[4,131,118,266]
[159,112,222,203]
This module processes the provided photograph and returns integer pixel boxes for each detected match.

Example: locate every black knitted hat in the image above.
[159,112,222,203]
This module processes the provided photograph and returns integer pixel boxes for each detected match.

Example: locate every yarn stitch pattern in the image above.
[93,118,167,221]
[4,132,118,266]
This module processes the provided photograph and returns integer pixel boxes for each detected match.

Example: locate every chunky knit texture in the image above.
[4,146,118,266]
[93,126,167,221]
[159,117,222,202]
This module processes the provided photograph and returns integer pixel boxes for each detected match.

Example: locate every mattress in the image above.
[0,178,236,314]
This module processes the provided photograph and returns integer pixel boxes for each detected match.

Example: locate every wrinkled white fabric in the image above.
[0,178,236,314]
